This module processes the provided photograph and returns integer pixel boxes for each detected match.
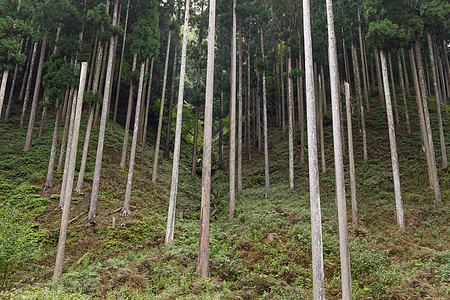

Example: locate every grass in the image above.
[0,91,449,299]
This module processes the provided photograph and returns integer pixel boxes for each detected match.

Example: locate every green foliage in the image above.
[43,58,76,105]
[0,205,42,288]
[83,91,102,107]
[7,287,91,299]
[0,16,29,69]
[366,19,407,51]
[425,251,450,283]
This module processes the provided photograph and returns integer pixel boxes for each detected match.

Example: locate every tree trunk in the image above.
[198,0,215,276]
[299,55,305,164]
[247,36,251,161]
[164,32,180,159]
[442,41,450,117]
[351,44,368,162]
[327,2,352,297]
[87,35,98,92]
[427,33,447,169]
[410,47,433,188]
[280,43,286,135]
[44,99,61,189]
[165,0,190,245]
[0,69,9,117]
[53,62,88,282]
[140,57,155,163]
[256,70,261,154]
[260,26,270,198]
[4,64,18,120]
[74,105,95,193]
[436,46,448,118]
[120,53,137,168]
[229,0,237,218]
[20,42,38,129]
[287,52,294,189]
[122,61,145,215]
[24,33,48,152]
[237,22,243,200]
[397,51,411,136]
[303,0,325,297]
[345,83,357,225]
[18,44,32,102]
[219,84,224,169]
[358,12,370,112]
[388,52,400,126]
[113,0,131,123]
[380,50,405,228]
[375,50,384,106]
[87,0,120,220]
[401,48,410,97]
[137,59,148,144]
[192,27,203,178]
[318,74,326,173]
[57,89,73,173]
[152,29,172,182]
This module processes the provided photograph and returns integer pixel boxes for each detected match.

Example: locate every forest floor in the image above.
[0,92,449,299]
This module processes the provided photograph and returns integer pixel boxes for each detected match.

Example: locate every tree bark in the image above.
[287,52,294,189]
[345,83,357,225]
[57,88,73,173]
[4,64,18,120]
[401,48,410,98]
[165,0,190,245]
[358,12,370,112]
[88,0,120,220]
[256,70,261,154]
[327,2,352,297]
[303,0,325,296]
[140,57,155,163]
[299,55,305,164]
[20,42,38,129]
[53,62,88,282]
[380,50,405,228]
[120,54,137,168]
[260,26,270,198]
[397,51,411,136]
[247,36,251,161]
[122,62,145,215]
[388,52,400,126]
[229,0,237,218]
[44,99,61,189]
[192,26,203,178]
[427,33,447,169]
[74,105,95,193]
[0,69,9,117]
[375,50,384,106]
[24,33,48,152]
[318,74,326,173]
[280,43,286,135]
[152,29,172,182]
[237,22,243,199]
[198,0,215,276]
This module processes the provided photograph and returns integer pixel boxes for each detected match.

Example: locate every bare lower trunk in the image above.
[427,33,447,169]
[165,2,190,245]
[57,89,73,173]
[152,30,172,182]
[18,46,32,102]
[141,58,155,163]
[219,87,224,169]
[345,83,357,225]
[0,69,9,117]
[280,43,286,135]
[318,74,326,173]
[198,0,215,276]
[75,105,95,193]
[375,50,384,107]
[303,0,325,296]
[120,54,137,168]
[38,106,47,137]
[380,50,405,228]
[4,64,18,120]
[287,53,294,189]
[260,26,270,198]
[237,23,243,200]
[53,62,88,282]
[88,0,120,220]
[191,103,199,177]
[122,62,145,215]
[358,12,370,112]
[436,47,448,118]
[401,48,410,97]
[256,71,261,154]
[229,1,237,218]
[44,99,61,189]
[247,38,251,161]
[397,51,411,136]
[20,42,38,129]
[388,52,400,126]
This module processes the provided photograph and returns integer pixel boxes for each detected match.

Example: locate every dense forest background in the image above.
[0,0,449,298]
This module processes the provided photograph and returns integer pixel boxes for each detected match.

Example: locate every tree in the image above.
[229,0,237,219]
[197,0,215,276]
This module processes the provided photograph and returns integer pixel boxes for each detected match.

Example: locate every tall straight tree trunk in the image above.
[256,70,261,154]
[87,35,98,92]
[53,62,88,282]
[198,0,215,276]
[280,43,286,135]
[318,74,326,173]
[260,26,270,198]
[88,0,120,220]
[303,0,325,296]
[18,43,32,102]
[442,41,450,112]
[229,0,237,218]
[165,0,190,245]
[152,29,172,182]
[74,105,95,193]
[141,57,155,163]
[427,33,447,169]
[397,51,411,136]
[321,65,327,114]
[137,59,148,144]
[410,47,433,188]
[192,27,203,178]
[164,32,180,159]
[298,55,305,164]
[401,48,410,97]
[24,33,48,152]
[5,64,18,119]
[388,52,400,126]
[56,89,73,173]
[44,99,61,189]
[247,36,251,161]
[98,42,108,99]
[122,62,145,215]
[351,44,368,162]
[375,50,384,106]
[20,42,38,129]
[219,70,224,169]
[327,1,352,297]
[358,12,370,112]
[237,22,243,199]
[436,46,448,118]
[380,50,405,228]
[345,83,357,225]
[120,54,137,168]
[0,70,9,117]
[113,0,130,123]
[287,52,294,189]
[342,28,351,87]
[425,56,431,97]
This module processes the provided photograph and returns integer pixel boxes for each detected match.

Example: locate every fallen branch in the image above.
[68,211,87,224]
